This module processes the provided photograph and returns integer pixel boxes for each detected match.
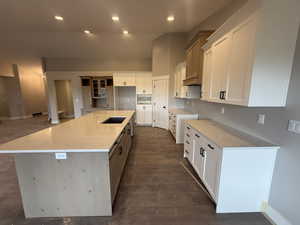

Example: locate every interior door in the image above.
[152,78,169,129]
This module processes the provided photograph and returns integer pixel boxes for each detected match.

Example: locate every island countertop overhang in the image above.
[0,110,135,153]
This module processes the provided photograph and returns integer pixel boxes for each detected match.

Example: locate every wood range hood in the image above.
[183,31,214,86]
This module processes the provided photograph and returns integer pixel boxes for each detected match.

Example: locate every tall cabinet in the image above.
[136,72,153,126]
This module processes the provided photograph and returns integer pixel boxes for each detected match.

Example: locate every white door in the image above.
[152,78,169,129]
[226,18,257,105]
[136,105,144,124]
[203,144,219,200]
[202,49,213,100]
[210,35,231,101]
[193,140,206,179]
[114,72,136,86]
[136,73,152,94]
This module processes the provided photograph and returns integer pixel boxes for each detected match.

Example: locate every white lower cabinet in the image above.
[136,105,152,126]
[169,109,198,144]
[184,120,279,213]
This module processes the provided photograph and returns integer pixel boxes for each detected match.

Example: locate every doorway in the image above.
[54,80,74,119]
[152,76,169,129]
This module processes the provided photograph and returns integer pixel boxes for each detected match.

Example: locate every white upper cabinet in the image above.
[201,49,212,101]
[113,72,136,87]
[209,34,231,102]
[225,17,257,105]
[202,0,300,107]
[136,72,152,94]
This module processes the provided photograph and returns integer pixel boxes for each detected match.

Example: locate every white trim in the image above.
[261,202,292,225]
[51,119,60,124]
[0,149,110,154]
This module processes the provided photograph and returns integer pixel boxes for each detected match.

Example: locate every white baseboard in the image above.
[51,119,59,124]
[261,202,292,225]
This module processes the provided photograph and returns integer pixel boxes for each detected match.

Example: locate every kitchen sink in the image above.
[102,117,126,124]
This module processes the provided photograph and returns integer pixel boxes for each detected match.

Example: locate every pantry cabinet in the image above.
[136,72,152,94]
[201,3,299,107]
[113,72,136,87]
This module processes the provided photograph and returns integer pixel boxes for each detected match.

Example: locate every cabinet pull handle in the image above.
[208,144,214,150]
[185,150,189,154]
[200,147,205,157]
[195,134,200,138]
[119,146,123,155]
[186,134,190,137]
[186,141,190,145]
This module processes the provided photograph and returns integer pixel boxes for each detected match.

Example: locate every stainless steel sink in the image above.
[102,117,126,124]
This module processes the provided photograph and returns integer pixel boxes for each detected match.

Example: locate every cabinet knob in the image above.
[195,134,200,138]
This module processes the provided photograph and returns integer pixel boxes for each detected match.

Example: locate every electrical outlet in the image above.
[257,114,265,125]
[288,120,300,134]
[221,107,225,114]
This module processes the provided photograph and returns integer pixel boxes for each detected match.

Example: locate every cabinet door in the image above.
[226,18,257,105]
[210,35,231,101]
[202,49,213,100]
[135,74,144,94]
[186,49,193,79]
[144,105,153,125]
[114,73,136,86]
[203,143,219,200]
[191,39,204,79]
[136,73,152,94]
[136,105,144,124]
[193,140,206,179]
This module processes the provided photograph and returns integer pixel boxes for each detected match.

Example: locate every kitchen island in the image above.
[0,110,135,218]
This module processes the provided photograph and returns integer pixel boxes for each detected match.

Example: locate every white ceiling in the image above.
[0,0,232,60]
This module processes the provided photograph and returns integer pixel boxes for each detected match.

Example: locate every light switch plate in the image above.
[257,114,265,125]
[55,152,67,160]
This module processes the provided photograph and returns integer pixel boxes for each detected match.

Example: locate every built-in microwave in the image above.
[137,94,152,105]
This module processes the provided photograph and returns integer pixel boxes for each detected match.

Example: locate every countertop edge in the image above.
[186,119,279,149]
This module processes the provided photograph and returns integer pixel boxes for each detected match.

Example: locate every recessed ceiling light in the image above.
[112,16,119,22]
[84,30,91,34]
[123,30,129,35]
[167,16,175,22]
[54,15,64,21]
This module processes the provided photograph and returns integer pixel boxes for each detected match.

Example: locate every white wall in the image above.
[0,57,48,118]
[184,0,300,224]
[152,33,186,109]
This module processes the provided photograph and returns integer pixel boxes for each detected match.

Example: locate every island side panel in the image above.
[15,152,112,218]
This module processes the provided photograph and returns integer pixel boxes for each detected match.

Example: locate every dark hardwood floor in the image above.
[0,118,271,225]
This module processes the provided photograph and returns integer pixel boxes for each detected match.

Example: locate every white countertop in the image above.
[169,108,196,115]
[0,110,135,153]
[186,119,279,148]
